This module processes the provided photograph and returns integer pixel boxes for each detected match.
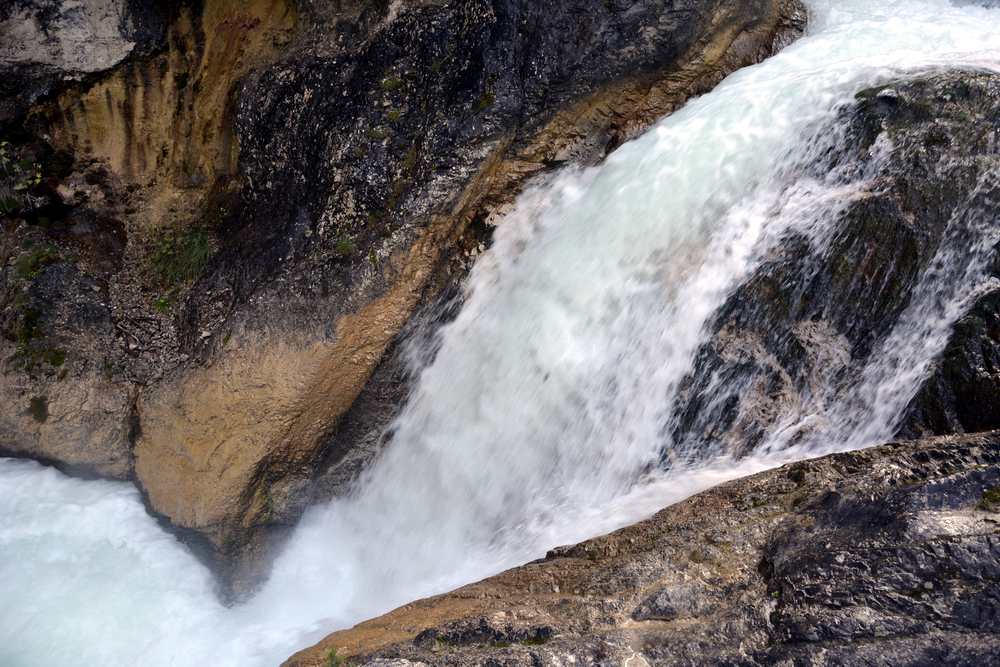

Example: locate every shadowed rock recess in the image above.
[0,0,806,595]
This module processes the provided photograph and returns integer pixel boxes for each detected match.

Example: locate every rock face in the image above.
[0,0,807,594]
[670,72,1000,460]
[285,431,1000,666]
[138,0,805,594]
[0,0,171,124]
[1,0,299,484]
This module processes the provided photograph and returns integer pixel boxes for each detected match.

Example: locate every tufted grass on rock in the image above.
[334,238,355,258]
[380,75,404,92]
[979,486,1000,512]
[148,224,212,289]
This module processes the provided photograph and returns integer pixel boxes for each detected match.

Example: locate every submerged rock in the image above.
[285,431,1000,666]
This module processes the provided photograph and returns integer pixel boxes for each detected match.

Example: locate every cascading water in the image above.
[3,1,1000,665]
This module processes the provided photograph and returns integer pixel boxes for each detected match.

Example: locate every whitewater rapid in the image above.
[4,1,1000,664]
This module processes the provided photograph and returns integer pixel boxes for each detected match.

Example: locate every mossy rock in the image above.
[979,487,1000,512]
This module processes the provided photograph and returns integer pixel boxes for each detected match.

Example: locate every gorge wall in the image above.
[0,0,806,595]
[2,2,1000,666]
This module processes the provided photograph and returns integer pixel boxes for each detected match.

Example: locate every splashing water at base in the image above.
[4,1,1000,664]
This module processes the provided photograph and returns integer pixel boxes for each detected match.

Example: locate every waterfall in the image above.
[3,1,1000,665]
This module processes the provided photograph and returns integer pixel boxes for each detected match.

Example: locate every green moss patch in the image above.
[978,486,1000,512]
[28,396,48,423]
[148,224,212,289]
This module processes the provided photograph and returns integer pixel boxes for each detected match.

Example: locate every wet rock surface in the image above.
[904,286,1000,437]
[286,432,1000,666]
[0,0,806,596]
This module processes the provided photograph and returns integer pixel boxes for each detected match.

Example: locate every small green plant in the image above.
[153,295,172,313]
[325,648,344,667]
[366,126,389,142]
[473,90,496,113]
[0,140,43,216]
[979,486,1000,512]
[386,177,407,211]
[15,245,60,280]
[380,75,404,92]
[387,108,403,123]
[41,348,65,367]
[334,238,355,258]
[148,225,212,288]
[402,144,419,175]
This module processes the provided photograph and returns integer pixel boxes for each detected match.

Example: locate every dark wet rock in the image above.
[670,71,1000,459]
[903,286,1000,437]
[286,432,1000,666]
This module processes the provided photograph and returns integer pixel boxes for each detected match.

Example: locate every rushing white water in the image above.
[4,1,1000,665]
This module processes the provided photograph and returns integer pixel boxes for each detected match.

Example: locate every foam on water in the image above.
[3,1,1000,664]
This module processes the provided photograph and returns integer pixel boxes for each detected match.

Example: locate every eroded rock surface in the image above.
[286,432,1000,666]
